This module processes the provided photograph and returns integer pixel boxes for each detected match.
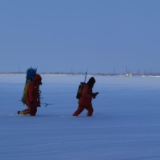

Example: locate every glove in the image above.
[30,101,34,105]
[92,92,99,99]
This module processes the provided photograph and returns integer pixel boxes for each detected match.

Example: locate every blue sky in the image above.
[0,0,160,74]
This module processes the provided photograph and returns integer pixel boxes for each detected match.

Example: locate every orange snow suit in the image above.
[73,84,94,116]
[26,74,42,116]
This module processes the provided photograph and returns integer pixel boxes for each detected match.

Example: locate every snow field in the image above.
[0,75,160,160]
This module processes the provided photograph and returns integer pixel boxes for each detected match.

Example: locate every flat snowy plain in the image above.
[0,74,160,160]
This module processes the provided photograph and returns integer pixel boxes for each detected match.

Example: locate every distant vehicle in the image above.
[126,73,132,77]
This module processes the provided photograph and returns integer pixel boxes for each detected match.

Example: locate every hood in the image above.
[33,74,42,82]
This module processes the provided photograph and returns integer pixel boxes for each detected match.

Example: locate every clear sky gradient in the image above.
[0,0,160,74]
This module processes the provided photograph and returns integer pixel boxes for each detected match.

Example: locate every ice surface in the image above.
[0,75,160,160]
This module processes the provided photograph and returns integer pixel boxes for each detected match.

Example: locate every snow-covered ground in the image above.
[0,75,160,160]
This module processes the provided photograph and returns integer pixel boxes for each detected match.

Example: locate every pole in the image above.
[84,72,87,83]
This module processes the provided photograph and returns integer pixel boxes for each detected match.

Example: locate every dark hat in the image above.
[88,77,96,84]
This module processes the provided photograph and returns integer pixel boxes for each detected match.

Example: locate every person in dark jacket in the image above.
[73,77,99,117]
[18,74,42,116]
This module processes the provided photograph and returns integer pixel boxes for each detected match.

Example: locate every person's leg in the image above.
[18,107,30,114]
[29,107,37,116]
[72,106,84,116]
[86,106,94,116]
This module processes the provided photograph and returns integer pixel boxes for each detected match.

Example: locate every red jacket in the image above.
[26,75,41,107]
[79,84,92,107]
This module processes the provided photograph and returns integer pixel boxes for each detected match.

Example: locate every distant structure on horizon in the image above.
[125,67,132,77]
[126,73,132,77]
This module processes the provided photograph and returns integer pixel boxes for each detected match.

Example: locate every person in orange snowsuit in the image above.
[18,74,42,116]
[73,77,99,117]
[25,74,42,116]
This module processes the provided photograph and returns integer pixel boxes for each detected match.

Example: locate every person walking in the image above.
[18,74,42,116]
[73,77,99,117]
